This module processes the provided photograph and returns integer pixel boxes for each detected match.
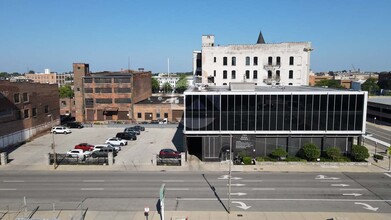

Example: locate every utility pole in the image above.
[228,134,232,213]
[48,114,56,169]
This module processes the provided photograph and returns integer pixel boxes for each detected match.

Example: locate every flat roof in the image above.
[368,97,391,106]
[185,85,366,94]
[136,96,184,105]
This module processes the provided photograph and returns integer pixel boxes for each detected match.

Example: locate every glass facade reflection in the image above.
[185,93,365,132]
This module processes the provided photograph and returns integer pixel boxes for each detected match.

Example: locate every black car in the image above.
[116,132,137,140]
[133,125,145,131]
[124,127,140,135]
[91,148,117,158]
[66,121,84,129]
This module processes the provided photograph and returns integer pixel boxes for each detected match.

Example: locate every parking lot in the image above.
[6,124,182,167]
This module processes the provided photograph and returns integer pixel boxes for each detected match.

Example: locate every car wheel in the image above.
[53,131,56,134]
[120,143,124,146]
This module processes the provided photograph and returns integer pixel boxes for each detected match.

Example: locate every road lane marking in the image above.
[354,202,378,211]
[232,201,251,210]
[252,188,276,191]
[163,180,184,183]
[315,175,340,180]
[342,193,362,197]
[384,173,391,178]
[218,175,242,180]
[166,188,189,191]
[83,180,105,183]
[177,198,391,202]
[331,184,349,187]
[320,180,342,183]
[3,180,25,183]
[339,188,364,191]
[0,189,17,191]
[81,188,104,190]
[229,192,247,196]
[227,183,245,187]
[242,180,263,183]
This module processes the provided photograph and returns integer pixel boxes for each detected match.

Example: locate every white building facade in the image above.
[193,33,313,86]
[154,73,180,90]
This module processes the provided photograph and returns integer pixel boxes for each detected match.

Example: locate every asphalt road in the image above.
[0,171,390,214]
[365,123,390,151]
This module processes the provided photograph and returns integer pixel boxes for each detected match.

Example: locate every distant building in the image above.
[25,69,69,86]
[193,32,313,87]
[60,97,75,116]
[367,97,391,125]
[153,73,180,91]
[0,79,60,148]
[73,63,152,122]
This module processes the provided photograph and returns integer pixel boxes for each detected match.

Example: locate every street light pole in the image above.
[374,117,376,125]
[228,134,232,214]
[48,114,56,169]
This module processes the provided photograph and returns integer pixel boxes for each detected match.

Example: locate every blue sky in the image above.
[1,0,390,73]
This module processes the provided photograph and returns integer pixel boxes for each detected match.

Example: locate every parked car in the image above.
[91,148,117,158]
[133,125,145,131]
[105,137,127,146]
[93,144,120,152]
[66,121,84,129]
[66,149,91,159]
[124,127,140,135]
[51,126,72,134]
[159,118,168,124]
[116,132,137,140]
[150,120,159,124]
[159,148,181,158]
[74,143,94,152]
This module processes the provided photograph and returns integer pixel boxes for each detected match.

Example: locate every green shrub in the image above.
[325,147,341,161]
[242,156,252,165]
[285,156,305,162]
[271,147,288,159]
[255,157,265,162]
[350,145,369,161]
[374,154,384,160]
[299,143,321,161]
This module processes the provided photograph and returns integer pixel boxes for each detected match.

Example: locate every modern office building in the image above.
[367,97,391,125]
[73,63,152,122]
[0,79,59,148]
[193,33,313,87]
[184,83,367,161]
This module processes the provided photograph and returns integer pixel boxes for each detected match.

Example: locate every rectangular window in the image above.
[95,98,112,104]
[164,113,168,118]
[289,56,294,65]
[223,57,227,66]
[84,88,93,93]
[245,57,250,66]
[85,98,94,107]
[32,108,37,117]
[276,70,280,80]
[231,70,236,79]
[114,98,132,103]
[268,71,272,79]
[157,113,160,118]
[84,78,93,83]
[137,113,142,118]
[95,88,112,93]
[23,93,29,102]
[223,71,227,79]
[253,70,258,79]
[16,110,22,120]
[232,57,236,66]
[268,56,273,65]
[214,57,216,63]
[24,109,29,119]
[245,70,250,79]
[61,101,67,107]
[94,78,112,83]
[14,93,20,103]
[44,105,49,113]
[114,78,131,83]
[289,70,293,79]
[254,57,258,66]
[213,70,216,77]
[277,57,281,65]
[114,88,131,93]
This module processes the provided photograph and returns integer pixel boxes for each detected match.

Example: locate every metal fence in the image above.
[49,153,111,165]
[156,156,181,166]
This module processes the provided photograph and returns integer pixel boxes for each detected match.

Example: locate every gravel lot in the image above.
[7,124,182,166]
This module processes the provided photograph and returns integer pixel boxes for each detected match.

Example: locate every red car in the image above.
[74,143,94,152]
[159,148,181,158]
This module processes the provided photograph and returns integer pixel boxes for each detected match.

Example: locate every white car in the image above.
[105,137,127,146]
[66,149,91,159]
[93,144,121,152]
[51,126,72,134]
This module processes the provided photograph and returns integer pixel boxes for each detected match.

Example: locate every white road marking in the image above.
[354,202,379,211]
[229,192,247,196]
[331,184,349,187]
[227,183,245,187]
[339,188,364,191]
[163,180,185,183]
[81,188,104,190]
[342,193,362,197]
[232,201,251,210]
[3,180,25,183]
[166,188,189,191]
[384,173,391,178]
[177,198,391,202]
[315,175,340,180]
[252,188,276,191]
[242,180,263,183]
[218,175,242,180]
[0,189,17,191]
[320,180,342,183]
[83,180,105,182]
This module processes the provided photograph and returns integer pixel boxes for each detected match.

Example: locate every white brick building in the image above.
[193,32,313,86]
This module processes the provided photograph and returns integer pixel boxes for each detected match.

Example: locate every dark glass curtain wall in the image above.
[185,94,364,132]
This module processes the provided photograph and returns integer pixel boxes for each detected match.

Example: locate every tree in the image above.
[175,75,188,93]
[59,85,74,98]
[325,147,341,161]
[151,78,160,93]
[28,70,35,74]
[315,79,344,89]
[0,72,8,77]
[299,143,320,161]
[162,82,173,93]
[350,145,369,162]
[271,147,288,159]
[361,77,379,95]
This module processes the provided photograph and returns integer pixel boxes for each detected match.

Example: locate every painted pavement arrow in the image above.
[354,202,379,211]
[232,201,251,210]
